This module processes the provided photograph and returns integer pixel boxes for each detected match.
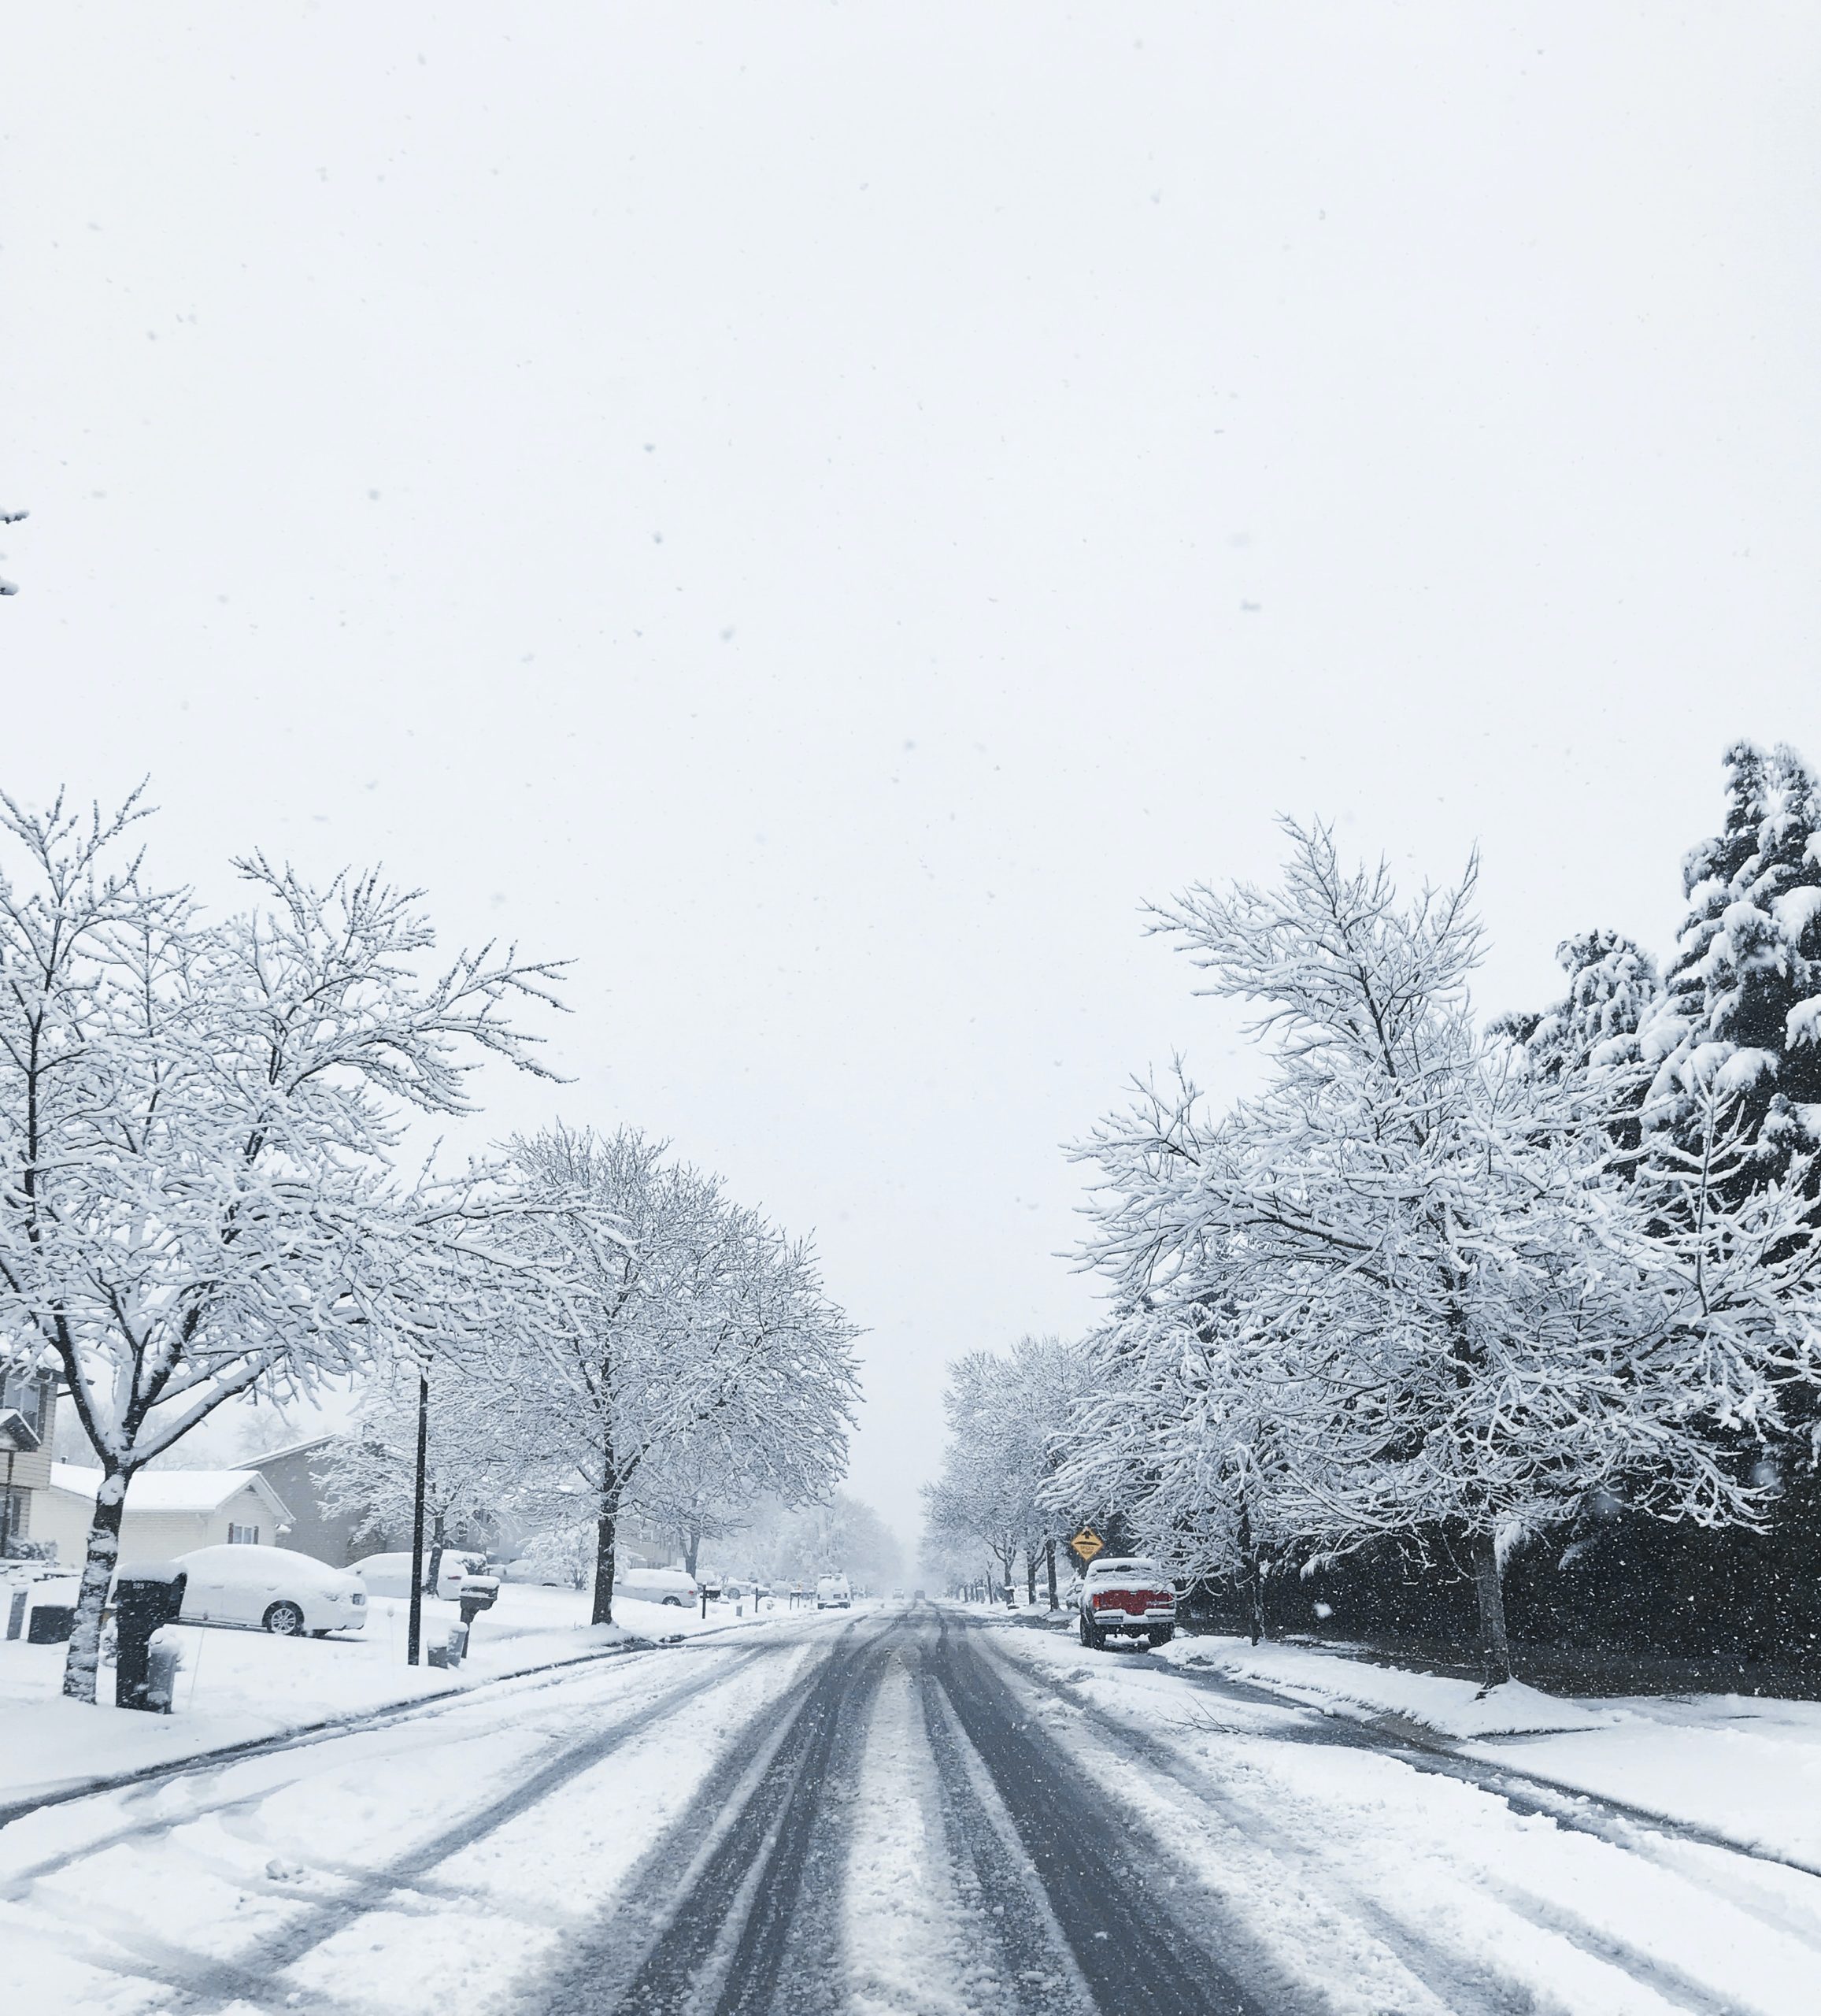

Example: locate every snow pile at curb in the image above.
[1163,1637,1616,1739]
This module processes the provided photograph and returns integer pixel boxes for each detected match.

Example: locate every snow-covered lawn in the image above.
[0,1578,793,1811]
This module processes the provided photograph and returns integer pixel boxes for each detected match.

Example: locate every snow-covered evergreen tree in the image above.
[1643,740,1821,1182]
[1501,929,1662,1080]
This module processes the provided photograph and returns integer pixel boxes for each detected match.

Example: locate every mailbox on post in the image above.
[115,1565,187,1713]
[456,1574,498,1630]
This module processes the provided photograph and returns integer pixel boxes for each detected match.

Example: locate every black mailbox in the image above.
[26,1603,75,1644]
[116,1566,187,1712]
[457,1574,499,1628]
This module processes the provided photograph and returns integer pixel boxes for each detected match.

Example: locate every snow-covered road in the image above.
[6,1603,1821,2014]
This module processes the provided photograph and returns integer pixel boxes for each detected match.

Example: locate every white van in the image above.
[815,1573,852,1610]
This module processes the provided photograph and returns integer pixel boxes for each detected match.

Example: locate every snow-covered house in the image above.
[0,1364,57,1558]
[235,1435,386,1567]
[33,1465,295,1570]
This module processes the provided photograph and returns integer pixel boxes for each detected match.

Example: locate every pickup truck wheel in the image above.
[1148,1625,1175,1647]
[1078,1612,1101,1649]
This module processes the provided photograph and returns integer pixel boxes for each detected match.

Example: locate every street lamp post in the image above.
[406,1366,430,1666]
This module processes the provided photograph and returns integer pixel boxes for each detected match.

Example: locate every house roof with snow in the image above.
[48,1464,293,1523]
[235,1434,342,1470]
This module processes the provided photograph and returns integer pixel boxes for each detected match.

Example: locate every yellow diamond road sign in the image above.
[1072,1527,1104,1563]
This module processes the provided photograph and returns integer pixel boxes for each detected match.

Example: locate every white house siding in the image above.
[34,1479,282,1569]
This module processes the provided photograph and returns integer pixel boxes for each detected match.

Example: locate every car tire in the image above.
[1148,1625,1175,1647]
[264,1601,306,1636]
[661,1595,683,1607]
[1079,1612,1101,1649]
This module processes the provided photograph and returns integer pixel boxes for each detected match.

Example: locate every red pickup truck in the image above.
[1077,1557,1177,1649]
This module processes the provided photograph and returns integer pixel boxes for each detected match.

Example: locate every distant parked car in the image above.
[172,1544,368,1636]
[348,1551,477,1601]
[496,1553,572,1587]
[1077,1557,1176,1648]
[912,1587,926,1601]
[615,1566,698,1607]
[816,1574,852,1610]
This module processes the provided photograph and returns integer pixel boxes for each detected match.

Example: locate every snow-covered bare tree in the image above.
[1075,821,1821,1685]
[0,790,564,1699]
[0,506,26,597]
[923,1338,1091,1605]
[631,1436,751,1578]
[498,1125,860,1625]
[316,1356,531,1592]
[1053,1299,1298,1643]
[739,1491,904,1591]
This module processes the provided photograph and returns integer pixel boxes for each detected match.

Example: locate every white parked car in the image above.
[348,1551,477,1601]
[614,1566,698,1607]
[172,1544,368,1637]
[497,1553,576,1587]
[816,1574,852,1610]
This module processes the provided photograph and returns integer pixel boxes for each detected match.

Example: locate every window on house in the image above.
[228,1523,260,1545]
[1,1369,48,1440]
[0,1485,28,1553]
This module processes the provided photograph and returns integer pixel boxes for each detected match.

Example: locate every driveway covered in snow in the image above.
[5,1601,1820,2014]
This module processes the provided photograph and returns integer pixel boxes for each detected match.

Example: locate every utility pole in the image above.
[407,1366,430,1666]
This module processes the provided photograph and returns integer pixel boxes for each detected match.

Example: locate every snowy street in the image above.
[7,1602,1821,2016]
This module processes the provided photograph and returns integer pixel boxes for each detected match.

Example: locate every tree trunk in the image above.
[425,1513,446,1601]
[1471,1530,1513,1689]
[1045,1537,1059,1611]
[1239,1497,1265,1645]
[62,1470,129,1703]
[1025,1550,1038,1606]
[592,1481,620,1626]
[683,1521,701,1578]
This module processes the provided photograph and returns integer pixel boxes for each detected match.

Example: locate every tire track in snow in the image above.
[922,1611,1275,2016]
[912,1642,1102,2016]
[542,1608,905,2016]
[840,1644,1079,2016]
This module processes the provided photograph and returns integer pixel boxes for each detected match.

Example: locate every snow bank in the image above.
[1161,1636,1615,1738]
[1004,1625,1821,1873]
[1460,1695,1821,1868]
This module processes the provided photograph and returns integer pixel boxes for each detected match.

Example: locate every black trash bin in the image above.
[115,1566,188,1712]
[26,1603,75,1644]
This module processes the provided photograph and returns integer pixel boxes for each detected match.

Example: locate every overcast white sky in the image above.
[6,6,1819,1545]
